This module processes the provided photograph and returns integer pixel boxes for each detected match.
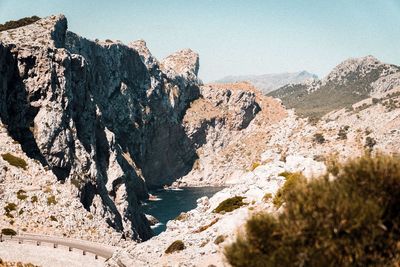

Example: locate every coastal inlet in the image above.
[143,187,224,235]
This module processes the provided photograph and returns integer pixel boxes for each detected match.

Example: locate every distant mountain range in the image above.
[215,71,318,94]
[268,55,400,118]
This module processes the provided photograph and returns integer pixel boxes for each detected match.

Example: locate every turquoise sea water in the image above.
[143,187,224,235]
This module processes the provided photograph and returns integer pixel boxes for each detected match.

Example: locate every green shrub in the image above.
[1,228,17,236]
[365,136,376,151]
[313,133,325,144]
[31,196,38,203]
[4,203,17,213]
[175,212,189,221]
[225,153,400,267]
[262,193,272,202]
[50,215,58,222]
[273,172,305,208]
[337,126,349,140]
[249,162,261,171]
[47,195,57,205]
[214,235,225,245]
[0,16,40,32]
[70,178,81,188]
[16,189,28,200]
[1,153,27,170]
[213,196,246,213]
[165,240,185,254]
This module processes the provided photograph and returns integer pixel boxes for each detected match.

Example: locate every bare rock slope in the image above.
[0,15,201,242]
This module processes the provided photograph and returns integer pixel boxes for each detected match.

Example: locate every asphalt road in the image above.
[1,233,117,259]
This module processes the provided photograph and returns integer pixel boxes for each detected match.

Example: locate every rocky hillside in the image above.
[109,81,400,267]
[216,71,317,94]
[175,82,287,187]
[0,15,202,243]
[268,56,400,118]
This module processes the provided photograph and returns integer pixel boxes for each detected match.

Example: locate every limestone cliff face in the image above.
[0,15,200,241]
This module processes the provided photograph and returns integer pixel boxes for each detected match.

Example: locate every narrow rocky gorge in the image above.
[1,14,400,267]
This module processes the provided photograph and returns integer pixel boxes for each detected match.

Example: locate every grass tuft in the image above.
[213,196,246,213]
[165,240,185,254]
[1,153,27,170]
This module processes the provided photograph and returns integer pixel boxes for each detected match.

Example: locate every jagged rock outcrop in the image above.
[175,82,287,186]
[0,15,201,241]
[268,55,400,117]
[109,79,400,266]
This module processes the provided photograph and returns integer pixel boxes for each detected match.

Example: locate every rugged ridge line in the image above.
[268,55,400,118]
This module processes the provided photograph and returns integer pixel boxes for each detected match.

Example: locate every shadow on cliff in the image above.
[0,46,49,168]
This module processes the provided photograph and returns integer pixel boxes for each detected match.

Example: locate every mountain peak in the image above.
[0,14,67,48]
[215,71,318,94]
[323,55,398,85]
[161,48,200,78]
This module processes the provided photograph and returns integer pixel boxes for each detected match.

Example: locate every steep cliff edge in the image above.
[0,15,200,242]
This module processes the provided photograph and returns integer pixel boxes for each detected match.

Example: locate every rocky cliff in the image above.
[0,15,201,242]
[109,74,400,267]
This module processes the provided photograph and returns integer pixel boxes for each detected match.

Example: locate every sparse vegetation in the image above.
[337,125,349,140]
[70,178,81,188]
[50,215,58,222]
[382,98,399,111]
[1,228,17,236]
[313,133,325,144]
[30,195,38,203]
[214,235,225,245]
[225,153,400,267]
[47,195,57,205]
[1,153,27,170]
[249,162,260,171]
[365,128,372,135]
[0,16,40,32]
[307,116,319,125]
[365,136,376,151]
[193,218,219,233]
[43,186,52,193]
[313,154,325,162]
[165,240,185,254]
[273,172,304,208]
[16,190,28,200]
[175,212,189,221]
[262,193,272,202]
[4,203,17,213]
[213,196,246,213]
[268,68,385,118]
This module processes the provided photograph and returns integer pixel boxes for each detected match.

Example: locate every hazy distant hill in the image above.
[268,56,400,118]
[215,71,318,94]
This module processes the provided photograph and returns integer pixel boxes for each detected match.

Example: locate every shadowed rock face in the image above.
[0,15,200,241]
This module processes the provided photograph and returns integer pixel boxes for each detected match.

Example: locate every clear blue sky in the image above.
[1,0,399,82]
